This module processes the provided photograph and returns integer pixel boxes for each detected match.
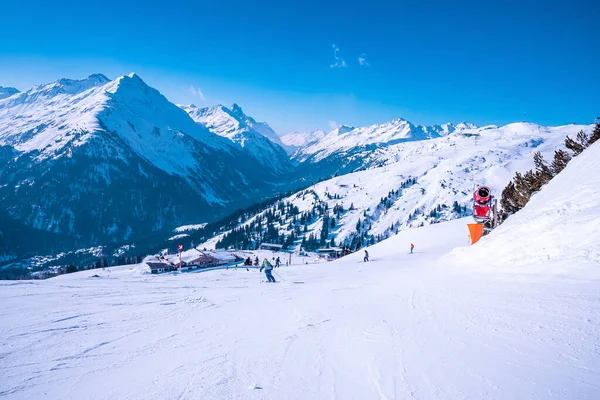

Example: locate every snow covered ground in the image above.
[1,213,599,399]
[2,143,600,399]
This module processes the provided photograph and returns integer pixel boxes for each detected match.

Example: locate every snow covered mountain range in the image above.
[0,71,593,272]
[190,122,591,253]
[0,74,296,259]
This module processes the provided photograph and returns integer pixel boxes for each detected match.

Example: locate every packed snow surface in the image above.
[2,214,599,399]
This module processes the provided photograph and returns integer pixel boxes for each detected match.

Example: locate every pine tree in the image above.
[320,212,329,245]
[66,265,78,274]
[533,151,554,184]
[330,217,336,229]
[452,201,460,214]
[512,171,533,208]
[523,170,543,193]
[565,130,588,156]
[501,181,521,214]
[551,149,571,175]
[589,119,600,146]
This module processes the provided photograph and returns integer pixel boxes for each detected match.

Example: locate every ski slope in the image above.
[2,210,599,399]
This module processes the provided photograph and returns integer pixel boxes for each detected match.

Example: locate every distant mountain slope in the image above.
[295,119,478,164]
[180,103,292,173]
[0,74,292,254]
[280,129,326,154]
[194,122,591,252]
[228,103,286,148]
[0,86,20,99]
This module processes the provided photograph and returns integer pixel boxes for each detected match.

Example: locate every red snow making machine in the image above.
[472,186,492,223]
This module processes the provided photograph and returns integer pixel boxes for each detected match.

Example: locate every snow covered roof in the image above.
[259,243,283,249]
[203,251,237,261]
[317,247,343,253]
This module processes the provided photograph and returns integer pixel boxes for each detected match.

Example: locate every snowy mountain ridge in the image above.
[280,128,326,154]
[180,103,292,173]
[0,86,20,99]
[0,73,295,252]
[294,118,481,163]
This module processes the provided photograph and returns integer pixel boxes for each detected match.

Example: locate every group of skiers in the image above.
[363,243,414,262]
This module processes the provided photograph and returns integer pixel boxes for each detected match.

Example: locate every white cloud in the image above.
[329,120,341,130]
[358,53,370,67]
[188,85,206,100]
[330,44,347,69]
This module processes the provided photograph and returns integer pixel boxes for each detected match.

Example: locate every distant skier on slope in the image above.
[254,256,259,268]
[275,257,281,268]
[410,243,414,254]
[260,258,276,282]
[364,250,369,262]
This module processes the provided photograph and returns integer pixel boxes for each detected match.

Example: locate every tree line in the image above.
[501,121,600,218]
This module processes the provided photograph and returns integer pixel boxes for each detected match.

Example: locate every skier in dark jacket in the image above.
[364,250,369,262]
[275,257,281,268]
[260,258,276,282]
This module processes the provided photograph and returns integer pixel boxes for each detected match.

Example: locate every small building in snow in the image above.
[259,243,283,252]
[316,247,345,261]
[147,262,175,274]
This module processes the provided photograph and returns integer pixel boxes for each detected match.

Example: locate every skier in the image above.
[254,256,259,268]
[364,250,369,262]
[260,258,276,282]
[410,243,414,254]
[275,256,281,268]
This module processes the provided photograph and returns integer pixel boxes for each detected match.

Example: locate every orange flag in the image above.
[467,223,484,245]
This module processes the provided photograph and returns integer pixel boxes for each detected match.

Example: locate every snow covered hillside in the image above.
[2,212,598,399]
[449,140,600,272]
[0,74,293,254]
[280,128,326,154]
[180,103,292,173]
[197,121,591,251]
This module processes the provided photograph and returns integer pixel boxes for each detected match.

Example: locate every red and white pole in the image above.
[178,244,183,272]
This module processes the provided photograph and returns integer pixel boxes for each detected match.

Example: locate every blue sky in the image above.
[0,0,598,133]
